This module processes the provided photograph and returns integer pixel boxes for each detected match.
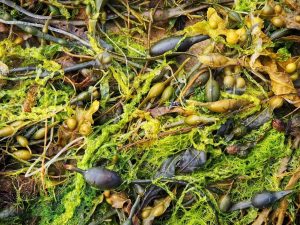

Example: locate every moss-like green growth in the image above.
[1,8,298,225]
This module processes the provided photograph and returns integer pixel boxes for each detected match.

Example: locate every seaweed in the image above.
[0,1,300,225]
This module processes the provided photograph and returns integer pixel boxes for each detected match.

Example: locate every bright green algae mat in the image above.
[35,122,292,225]
[0,38,299,225]
[1,0,300,222]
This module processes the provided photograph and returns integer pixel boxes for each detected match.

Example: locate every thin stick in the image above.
[0,19,90,47]
[0,0,51,20]
[25,17,86,26]
[25,136,84,177]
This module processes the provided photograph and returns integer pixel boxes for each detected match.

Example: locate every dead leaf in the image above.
[252,208,271,225]
[283,14,300,30]
[0,23,8,32]
[56,124,79,147]
[23,85,38,113]
[148,106,192,118]
[106,191,131,209]
[284,0,300,13]
[254,58,300,107]
[56,55,76,69]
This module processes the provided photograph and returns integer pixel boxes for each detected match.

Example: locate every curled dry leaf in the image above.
[283,0,300,13]
[255,58,300,107]
[106,191,131,209]
[57,124,80,147]
[23,85,38,113]
[148,106,193,118]
[282,14,300,30]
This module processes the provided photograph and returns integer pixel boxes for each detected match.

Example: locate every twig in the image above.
[0,0,51,20]
[0,19,90,47]
[25,136,85,177]
[24,17,86,26]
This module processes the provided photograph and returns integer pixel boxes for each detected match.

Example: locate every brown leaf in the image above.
[56,24,87,40]
[255,58,300,107]
[0,23,8,32]
[280,14,300,30]
[106,192,131,209]
[252,208,271,225]
[74,8,89,20]
[284,0,300,13]
[142,195,172,225]
[148,106,192,118]
[55,55,76,69]
[56,124,79,147]
[23,85,38,112]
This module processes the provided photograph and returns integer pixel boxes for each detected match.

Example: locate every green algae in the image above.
[0,5,299,225]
